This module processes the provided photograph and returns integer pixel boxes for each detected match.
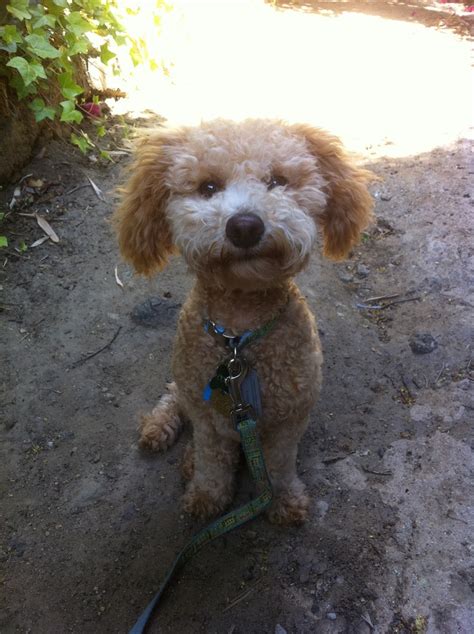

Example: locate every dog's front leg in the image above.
[261,421,310,525]
[182,421,240,520]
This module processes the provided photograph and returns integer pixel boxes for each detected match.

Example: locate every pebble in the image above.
[327,612,337,620]
[338,270,354,283]
[409,333,438,354]
[356,263,370,278]
[275,625,287,634]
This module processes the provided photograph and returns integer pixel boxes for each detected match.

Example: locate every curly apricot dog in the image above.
[115,119,373,524]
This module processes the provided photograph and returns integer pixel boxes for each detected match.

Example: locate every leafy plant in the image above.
[0,0,157,152]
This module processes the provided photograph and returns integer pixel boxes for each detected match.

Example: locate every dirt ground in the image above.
[1,3,473,634]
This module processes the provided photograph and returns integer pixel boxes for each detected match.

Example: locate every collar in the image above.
[203,302,287,352]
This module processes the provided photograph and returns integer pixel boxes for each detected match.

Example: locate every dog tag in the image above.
[240,369,262,417]
[210,389,232,416]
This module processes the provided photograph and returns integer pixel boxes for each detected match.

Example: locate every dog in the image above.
[115,119,373,525]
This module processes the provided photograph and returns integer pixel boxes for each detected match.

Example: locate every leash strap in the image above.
[128,418,273,634]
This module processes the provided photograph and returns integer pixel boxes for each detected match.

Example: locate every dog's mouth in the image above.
[197,233,309,289]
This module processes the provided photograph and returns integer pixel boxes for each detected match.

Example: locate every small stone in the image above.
[409,333,438,354]
[327,612,337,620]
[275,625,287,634]
[356,263,370,278]
[410,404,432,422]
[338,270,354,283]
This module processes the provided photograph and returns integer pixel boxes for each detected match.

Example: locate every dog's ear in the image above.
[292,124,374,260]
[114,129,180,275]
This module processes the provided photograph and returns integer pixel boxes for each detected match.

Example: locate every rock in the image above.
[409,404,432,422]
[409,333,438,354]
[356,263,370,278]
[275,625,288,634]
[327,612,337,620]
[131,297,181,329]
[338,270,354,283]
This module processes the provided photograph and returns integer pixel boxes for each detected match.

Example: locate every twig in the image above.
[66,184,90,196]
[363,293,400,303]
[361,466,393,476]
[222,577,264,613]
[380,296,421,309]
[71,326,122,368]
[361,612,375,630]
[322,453,353,464]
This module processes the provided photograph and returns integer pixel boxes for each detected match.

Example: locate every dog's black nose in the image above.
[225,212,265,249]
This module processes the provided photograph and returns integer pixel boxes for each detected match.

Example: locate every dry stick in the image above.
[66,184,90,196]
[363,293,400,303]
[71,326,122,369]
[362,466,393,477]
[222,577,264,613]
[380,296,421,309]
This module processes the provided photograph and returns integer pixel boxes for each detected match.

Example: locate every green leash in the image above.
[129,315,280,634]
[129,350,273,634]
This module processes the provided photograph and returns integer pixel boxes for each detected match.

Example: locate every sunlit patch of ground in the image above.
[112,0,472,157]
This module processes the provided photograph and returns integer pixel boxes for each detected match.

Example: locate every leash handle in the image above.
[128,418,272,634]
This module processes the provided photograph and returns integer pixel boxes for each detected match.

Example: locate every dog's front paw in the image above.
[139,410,182,452]
[267,490,309,525]
[182,483,230,520]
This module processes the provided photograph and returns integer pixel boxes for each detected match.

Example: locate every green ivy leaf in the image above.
[99,150,111,162]
[59,73,84,100]
[0,236,8,248]
[9,73,37,98]
[19,240,28,252]
[60,100,83,124]
[52,0,68,6]
[29,98,56,122]
[99,43,115,65]
[96,125,106,137]
[24,33,60,59]
[66,12,92,37]
[64,32,89,56]
[71,132,90,154]
[1,25,23,45]
[6,57,39,86]
[6,0,32,21]
[33,15,57,29]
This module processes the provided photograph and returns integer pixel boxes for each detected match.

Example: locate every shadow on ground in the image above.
[0,121,472,634]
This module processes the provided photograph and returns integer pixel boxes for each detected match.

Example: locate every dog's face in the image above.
[115,119,373,290]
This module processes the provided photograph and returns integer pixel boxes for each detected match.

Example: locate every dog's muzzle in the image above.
[225,211,265,249]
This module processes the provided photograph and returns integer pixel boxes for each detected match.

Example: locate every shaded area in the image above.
[0,127,472,632]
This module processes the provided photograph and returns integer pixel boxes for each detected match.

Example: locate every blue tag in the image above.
[203,383,213,402]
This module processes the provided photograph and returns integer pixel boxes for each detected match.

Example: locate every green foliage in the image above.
[0,0,139,152]
[0,213,7,248]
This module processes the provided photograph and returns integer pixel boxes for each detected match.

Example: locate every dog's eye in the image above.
[268,174,288,190]
[198,181,221,198]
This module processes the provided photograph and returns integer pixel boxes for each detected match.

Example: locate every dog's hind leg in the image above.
[139,382,183,452]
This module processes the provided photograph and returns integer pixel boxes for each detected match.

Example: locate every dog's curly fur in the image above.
[115,119,373,524]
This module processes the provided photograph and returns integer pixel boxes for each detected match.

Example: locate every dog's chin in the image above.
[195,252,309,291]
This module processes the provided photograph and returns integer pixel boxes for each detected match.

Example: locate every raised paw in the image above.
[267,490,309,525]
[139,409,182,452]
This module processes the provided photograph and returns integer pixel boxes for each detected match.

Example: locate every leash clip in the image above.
[226,351,253,424]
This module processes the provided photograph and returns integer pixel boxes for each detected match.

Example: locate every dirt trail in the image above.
[1,3,473,634]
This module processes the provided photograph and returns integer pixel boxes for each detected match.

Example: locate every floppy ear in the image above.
[292,124,374,260]
[114,129,179,275]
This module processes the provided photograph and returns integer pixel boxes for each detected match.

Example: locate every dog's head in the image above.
[115,119,373,289]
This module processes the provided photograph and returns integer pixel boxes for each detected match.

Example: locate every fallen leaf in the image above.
[114,265,124,289]
[87,177,106,202]
[30,236,50,248]
[36,214,59,243]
